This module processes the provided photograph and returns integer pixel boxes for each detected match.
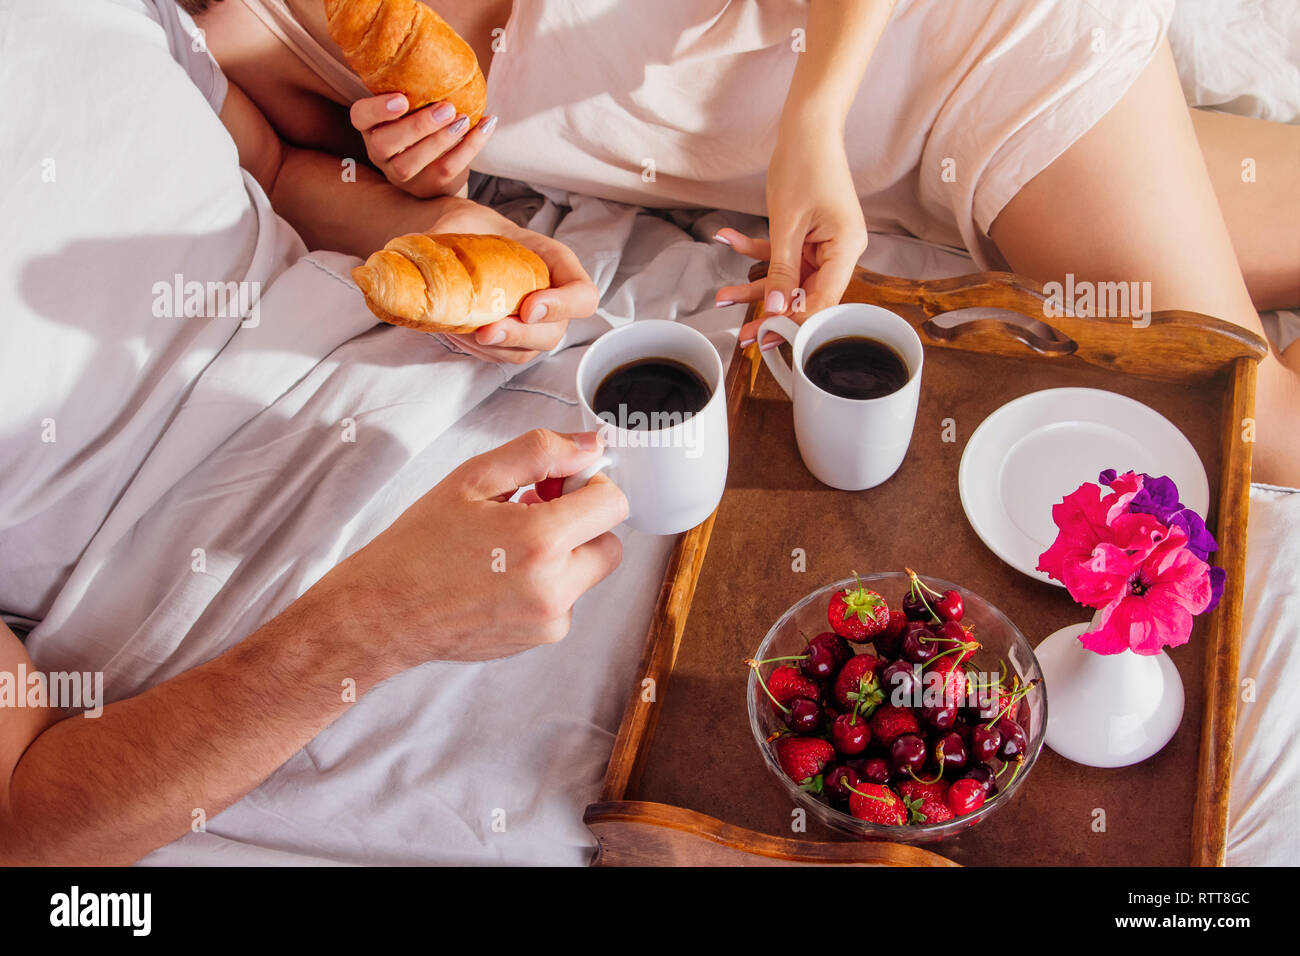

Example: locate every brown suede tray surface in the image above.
[630,344,1222,866]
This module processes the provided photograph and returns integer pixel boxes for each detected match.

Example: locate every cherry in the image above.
[920,701,958,731]
[809,631,853,669]
[934,731,968,775]
[832,712,871,755]
[970,724,1003,763]
[902,623,939,663]
[890,733,928,773]
[800,640,838,681]
[873,631,902,661]
[784,697,823,733]
[996,718,1028,762]
[963,763,999,797]
[934,589,964,623]
[881,659,921,706]
[858,757,892,785]
[901,589,931,622]
[947,778,987,816]
[824,765,860,803]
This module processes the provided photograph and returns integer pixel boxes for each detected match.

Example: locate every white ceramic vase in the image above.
[1032,612,1184,768]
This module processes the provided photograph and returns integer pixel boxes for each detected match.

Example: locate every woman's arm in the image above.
[219,81,595,362]
[720,0,896,335]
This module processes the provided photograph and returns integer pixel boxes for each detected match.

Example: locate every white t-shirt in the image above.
[0,0,304,622]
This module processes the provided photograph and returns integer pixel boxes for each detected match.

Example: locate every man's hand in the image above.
[351,93,497,199]
[426,198,601,364]
[325,429,627,664]
[0,430,625,864]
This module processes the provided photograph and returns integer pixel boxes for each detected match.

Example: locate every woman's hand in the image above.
[427,197,600,364]
[717,127,868,351]
[351,93,497,199]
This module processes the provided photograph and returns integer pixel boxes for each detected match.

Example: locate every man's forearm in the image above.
[1,578,399,866]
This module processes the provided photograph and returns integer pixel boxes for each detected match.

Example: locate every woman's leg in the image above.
[1191,108,1300,312]
[989,40,1298,487]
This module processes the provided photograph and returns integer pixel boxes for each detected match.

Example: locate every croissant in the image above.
[352,233,550,334]
[324,0,486,124]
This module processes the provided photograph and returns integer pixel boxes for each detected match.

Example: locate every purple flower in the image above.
[1099,470,1219,561]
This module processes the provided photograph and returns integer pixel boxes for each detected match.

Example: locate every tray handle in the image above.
[585,801,960,867]
[745,263,1268,384]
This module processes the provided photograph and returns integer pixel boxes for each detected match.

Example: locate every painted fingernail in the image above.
[430,101,456,124]
[479,114,498,136]
[448,114,470,136]
[386,95,407,113]
[713,232,732,245]
[523,301,548,324]
[760,336,781,352]
[480,328,505,345]
[738,331,757,347]
[715,298,736,308]
[765,290,786,314]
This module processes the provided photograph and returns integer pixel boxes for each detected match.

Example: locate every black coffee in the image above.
[804,336,908,400]
[593,357,711,429]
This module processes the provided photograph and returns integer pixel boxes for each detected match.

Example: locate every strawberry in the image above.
[846,782,906,825]
[915,793,955,824]
[766,665,820,713]
[897,778,949,805]
[898,778,954,824]
[773,736,835,793]
[831,654,885,714]
[869,704,921,747]
[827,575,891,643]
[924,656,970,708]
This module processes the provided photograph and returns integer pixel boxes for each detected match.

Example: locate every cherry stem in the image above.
[745,659,791,715]
[907,765,944,786]
[921,641,977,669]
[983,677,1040,729]
[843,781,889,803]
[904,564,946,600]
[750,654,808,666]
[1000,756,1025,788]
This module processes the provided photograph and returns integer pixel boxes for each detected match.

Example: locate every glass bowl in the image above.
[747,572,1047,844]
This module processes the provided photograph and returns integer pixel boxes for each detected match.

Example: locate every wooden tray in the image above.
[585,266,1265,867]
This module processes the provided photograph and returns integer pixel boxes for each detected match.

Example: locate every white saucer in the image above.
[958,388,1209,585]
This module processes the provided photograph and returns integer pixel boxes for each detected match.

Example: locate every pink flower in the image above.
[1037,471,1215,655]
[1080,526,1214,655]
[1036,475,1165,606]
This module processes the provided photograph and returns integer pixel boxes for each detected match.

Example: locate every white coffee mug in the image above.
[562,320,728,535]
[757,303,923,490]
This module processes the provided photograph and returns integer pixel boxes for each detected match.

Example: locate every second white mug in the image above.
[757,303,923,491]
